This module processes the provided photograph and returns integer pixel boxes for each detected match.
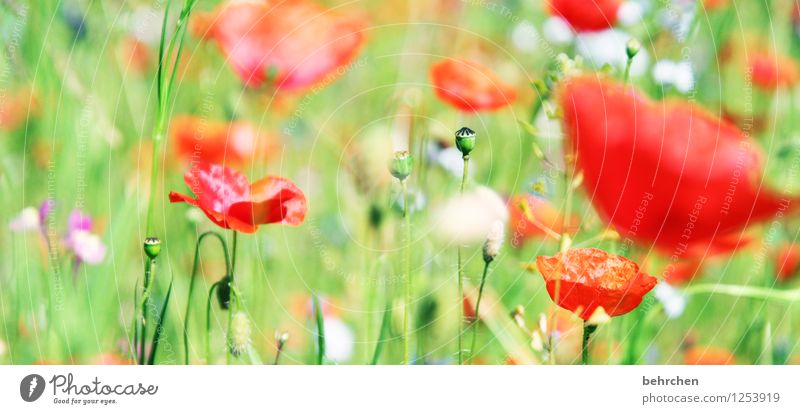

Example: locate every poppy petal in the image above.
[169,191,230,230]
[183,163,251,216]
[430,58,516,112]
[228,176,307,227]
[546,0,621,32]
[537,248,657,320]
[195,0,366,90]
[559,75,793,258]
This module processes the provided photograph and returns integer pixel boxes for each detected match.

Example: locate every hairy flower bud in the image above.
[483,220,505,263]
[228,311,251,357]
[216,275,232,310]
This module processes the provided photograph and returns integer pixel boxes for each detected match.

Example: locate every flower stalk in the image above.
[455,126,475,364]
[183,231,230,364]
[468,221,503,364]
[582,322,597,365]
[390,150,414,364]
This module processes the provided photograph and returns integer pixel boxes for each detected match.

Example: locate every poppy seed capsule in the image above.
[216,276,232,310]
[143,237,161,259]
[455,127,476,157]
[390,151,413,181]
[228,312,251,357]
[626,38,641,59]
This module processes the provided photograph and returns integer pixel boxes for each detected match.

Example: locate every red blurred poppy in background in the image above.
[559,75,793,258]
[536,248,658,320]
[545,0,620,32]
[748,51,799,91]
[429,58,516,112]
[509,194,579,247]
[169,163,307,233]
[171,115,275,166]
[662,259,703,285]
[684,346,736,365]
[191,0,366,91]
[0,87,38,131]
[775,243,800,282]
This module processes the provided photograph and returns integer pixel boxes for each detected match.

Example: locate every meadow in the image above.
[2,0,800,366]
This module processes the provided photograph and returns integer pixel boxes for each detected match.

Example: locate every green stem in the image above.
[623,58,633,85]
[456,155,469,364]
[313,295,326,365]
[225,285,240,365]
[683,284,800,302]
[468,260,491,364]
[205,282,220,364]
[371,300,392,365]
[225,231,239,364]
[139,258,157,365]
[402,179,412,364]
[582,322,597,365]
[184,231,230,365]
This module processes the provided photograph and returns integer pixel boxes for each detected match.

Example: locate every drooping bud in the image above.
[143,237,162,259]
[216,275,232,310]
[454,127,476,157]
[275,331,289,349]
[482,220,505,263]
[626,38,641,60]
[390,151,413,181]
[228,311,251,357]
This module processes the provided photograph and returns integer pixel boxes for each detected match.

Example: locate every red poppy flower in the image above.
[558,75,792,258]
[509,194,579,247]
[684,346,735,365]
[0,87,38,131]
[545,0,620,32]
[191,0,366,91]
[429,58,517,112]
[663,259,703,285]
[749,51,799,91]
[703,0,729,11]
[171,116,274,166]
[536,248,657,320]
[169,163,307,233]
[776,243,800,282]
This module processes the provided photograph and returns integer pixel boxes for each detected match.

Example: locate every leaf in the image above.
[147,280,174,365]
[463,285,540,364]
[312,294,326,365]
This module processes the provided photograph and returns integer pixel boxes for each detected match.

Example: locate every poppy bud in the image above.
[390,151,413,181]
[626,38,641,60]
[216,275,232,310]
[454,127,476,157]
[482,220,504,263]
[143,237,161,259]
[228,311,251,357]
[275,331,289,350]
[368,203,384,230]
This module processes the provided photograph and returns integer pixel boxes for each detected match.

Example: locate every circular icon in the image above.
[20,374,45,402]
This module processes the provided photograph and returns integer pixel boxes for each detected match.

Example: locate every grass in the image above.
[1,0,800,365]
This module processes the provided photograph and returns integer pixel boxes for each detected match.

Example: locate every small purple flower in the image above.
[65,209,106,265]
[39,199,55,227]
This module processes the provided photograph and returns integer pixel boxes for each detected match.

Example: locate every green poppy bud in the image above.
[626,38,641,60]
[216,275,232,310]
[143,237,161,259]
[390,151,413,181]
[455,127,476,157]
